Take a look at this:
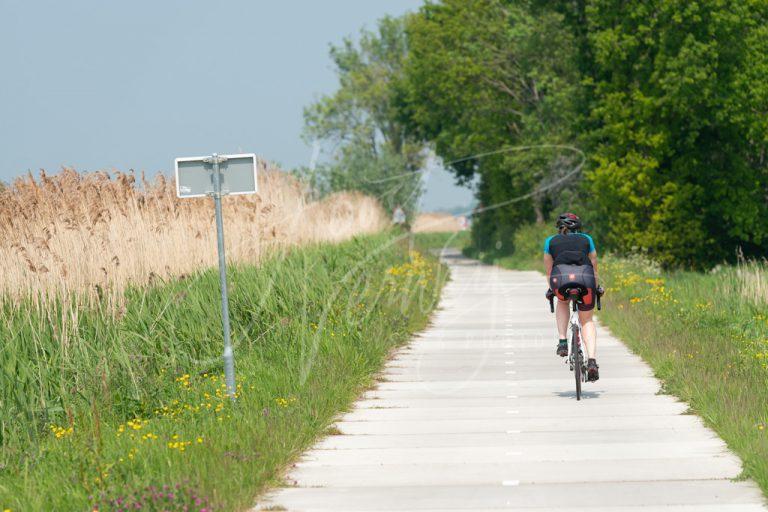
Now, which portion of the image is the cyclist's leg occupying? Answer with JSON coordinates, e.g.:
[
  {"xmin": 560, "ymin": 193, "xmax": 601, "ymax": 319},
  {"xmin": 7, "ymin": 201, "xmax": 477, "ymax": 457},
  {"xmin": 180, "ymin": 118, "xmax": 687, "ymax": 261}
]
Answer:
[
  {"xmin": 576, "ymin": 265, "xmax": 598, "ymax": 360},
  {"xmin": 556, "ymin": 299, "xmax": 569, "ymax": 339},
  {"xmin": 549, "ymin": 266, "xmax": 570, "ymax": 341},
  {"xmin": 578, "ymin": 308, "xmax": 596, "ymax": 359}
]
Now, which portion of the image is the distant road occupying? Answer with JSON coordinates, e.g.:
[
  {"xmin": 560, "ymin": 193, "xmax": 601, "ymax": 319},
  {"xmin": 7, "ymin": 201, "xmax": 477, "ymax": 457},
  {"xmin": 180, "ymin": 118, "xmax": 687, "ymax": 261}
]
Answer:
[{"xmin": 257, "ymin": 250, "xmax": 767, "ymax": 511}]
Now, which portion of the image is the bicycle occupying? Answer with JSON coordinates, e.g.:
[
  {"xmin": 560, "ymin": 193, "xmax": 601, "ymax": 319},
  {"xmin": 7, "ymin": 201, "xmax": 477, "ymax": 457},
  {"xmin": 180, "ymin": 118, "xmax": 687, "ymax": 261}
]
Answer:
[{"xmin": 547, "ymin": 287, "xmax": 602, "ymax": 401}]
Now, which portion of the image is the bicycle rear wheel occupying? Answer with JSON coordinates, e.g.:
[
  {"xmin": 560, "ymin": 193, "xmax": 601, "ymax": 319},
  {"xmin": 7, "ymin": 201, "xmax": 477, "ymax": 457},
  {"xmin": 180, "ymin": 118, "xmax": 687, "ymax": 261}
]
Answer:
[{"xmin": 572, "ymin": 332, "xmax": 582, "ymax": 401}]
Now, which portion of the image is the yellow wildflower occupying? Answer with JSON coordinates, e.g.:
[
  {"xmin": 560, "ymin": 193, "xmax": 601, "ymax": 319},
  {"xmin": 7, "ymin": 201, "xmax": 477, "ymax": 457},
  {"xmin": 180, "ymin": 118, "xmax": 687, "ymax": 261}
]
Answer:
[{"xmin": 49, "ymin": 424, "xmax": 74, "ymax": 439}]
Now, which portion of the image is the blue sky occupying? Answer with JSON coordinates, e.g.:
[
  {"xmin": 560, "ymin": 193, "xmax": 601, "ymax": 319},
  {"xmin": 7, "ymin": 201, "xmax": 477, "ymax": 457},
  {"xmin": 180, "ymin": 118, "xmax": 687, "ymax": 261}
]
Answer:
[{"xmin": 0, "ymin": 0, "xmax": 474, "ymax": 211}]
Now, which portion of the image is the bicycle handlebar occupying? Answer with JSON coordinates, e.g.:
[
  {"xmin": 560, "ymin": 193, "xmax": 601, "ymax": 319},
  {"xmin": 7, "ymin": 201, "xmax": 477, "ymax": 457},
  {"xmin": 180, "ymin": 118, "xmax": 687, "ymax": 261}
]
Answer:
[{"xmin": 546, "ymin": 287, "xmax": 605, "ymax": 312}]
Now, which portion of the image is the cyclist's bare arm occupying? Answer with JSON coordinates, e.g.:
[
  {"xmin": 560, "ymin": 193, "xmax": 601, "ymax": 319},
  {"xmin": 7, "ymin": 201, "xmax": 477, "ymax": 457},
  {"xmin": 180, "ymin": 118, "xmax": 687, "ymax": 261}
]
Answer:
[
  {"xmin": 544, "ymin": 253, "xmax": 553, "ymax": 282},
  {"xmin": 589, "ymin": 251, "xmax": 599, "ymax": 285}
]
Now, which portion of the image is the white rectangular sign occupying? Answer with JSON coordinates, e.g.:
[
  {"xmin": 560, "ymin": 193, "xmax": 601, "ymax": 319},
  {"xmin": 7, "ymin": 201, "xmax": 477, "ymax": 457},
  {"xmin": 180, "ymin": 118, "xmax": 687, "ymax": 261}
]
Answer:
[{"xmin": 175, "ymin": 153, "xmax": 258, "ymax": 198}]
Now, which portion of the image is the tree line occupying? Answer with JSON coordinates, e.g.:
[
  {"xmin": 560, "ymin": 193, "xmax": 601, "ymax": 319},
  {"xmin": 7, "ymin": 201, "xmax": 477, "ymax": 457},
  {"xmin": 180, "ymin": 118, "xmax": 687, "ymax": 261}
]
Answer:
[{"xmin": 304, "ymin": 0, "xmax": 768, "ymax": 268}]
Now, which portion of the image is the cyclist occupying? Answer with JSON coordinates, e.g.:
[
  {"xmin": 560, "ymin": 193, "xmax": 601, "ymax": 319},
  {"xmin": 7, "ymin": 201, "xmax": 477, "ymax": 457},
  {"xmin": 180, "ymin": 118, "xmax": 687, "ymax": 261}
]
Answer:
[{"xmin": 543, "ymin": 213, "xmax": 602, "ymax": 382}]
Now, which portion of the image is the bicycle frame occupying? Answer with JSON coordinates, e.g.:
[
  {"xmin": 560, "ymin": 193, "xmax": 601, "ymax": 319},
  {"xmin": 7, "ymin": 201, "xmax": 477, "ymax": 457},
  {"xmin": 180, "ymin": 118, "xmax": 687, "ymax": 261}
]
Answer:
[
  {"xmin": 547, "ymin": 285, "xmax": 603, "ymax": 401},
  {"xmin": 548, "ymin": 290, "xmax": 588, "ymax": 400},
  {"xmin": 568, "ymin": 306, "xmax": 581, "ymax": 354}
]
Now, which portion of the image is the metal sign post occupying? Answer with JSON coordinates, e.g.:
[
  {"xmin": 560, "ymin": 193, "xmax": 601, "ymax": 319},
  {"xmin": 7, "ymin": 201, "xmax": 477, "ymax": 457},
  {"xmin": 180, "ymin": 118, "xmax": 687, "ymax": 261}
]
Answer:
[
  {"xmin": 208, "ymin": 154, "xmax": 236, "ymax": 399},
  {"xmin": 174, "ymin": 153, "xmax": 258, "ymax": 400}
]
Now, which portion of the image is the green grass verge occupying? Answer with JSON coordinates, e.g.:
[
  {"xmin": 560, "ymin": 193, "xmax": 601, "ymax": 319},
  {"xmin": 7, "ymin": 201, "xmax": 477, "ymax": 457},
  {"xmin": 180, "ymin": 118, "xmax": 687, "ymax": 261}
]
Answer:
[
  {"xmin": 462, "ymin": 222, "xmax": 546, "ymax": 271},
  {"xmin": 0, "ymin": 232, "xmax": 447, "ymax": 511},
  {"xmin": 596, "ymin": 257, "xmax": 768, "ymax": 494},
  {"xmin": 484, "ymin": 223, "xmax": 768, "ymax": 496},
  {"xmin": 412, "ymin": 231, "xmax": 471, "ymax": 253}
]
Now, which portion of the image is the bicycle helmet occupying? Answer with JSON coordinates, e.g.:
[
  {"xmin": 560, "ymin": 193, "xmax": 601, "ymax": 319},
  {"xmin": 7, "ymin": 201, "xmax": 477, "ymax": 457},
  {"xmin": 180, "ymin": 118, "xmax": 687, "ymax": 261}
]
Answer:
[{"xmin": 556, "ymin": 212, "xmax": 582, "ymax": 231}]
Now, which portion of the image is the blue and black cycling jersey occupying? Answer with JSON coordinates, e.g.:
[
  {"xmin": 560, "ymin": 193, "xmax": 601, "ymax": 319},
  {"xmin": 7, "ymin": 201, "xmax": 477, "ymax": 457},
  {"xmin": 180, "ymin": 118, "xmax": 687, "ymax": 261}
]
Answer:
[
  {"xmin": 544, "ymin": 232, "xmax": 596, "ymax": 266},
  {"xmin": 545, "ymin": 232, "xmax": 598, "ymax": 310}
]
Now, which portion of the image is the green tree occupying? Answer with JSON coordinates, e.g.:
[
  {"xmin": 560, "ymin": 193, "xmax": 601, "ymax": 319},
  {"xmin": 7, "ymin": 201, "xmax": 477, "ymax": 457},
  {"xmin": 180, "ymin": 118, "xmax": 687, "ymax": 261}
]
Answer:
[
  {"xmin": 303, "ymin": 16, "xmax": 425, "ymax": 216},
  {"xmin": 403, "ymin": 0, "xmax": 582, "ymax": 250},
  {"xmin": 317, "ymin": 1, "xmax": 768, "ymax": 266},
  {"xmin": 402, "ymin": 0, "xmax": 768, "ymax": 266},
  {"xmin": 585, "ymin": 0, "xmax": 768, "ymax": 266}
]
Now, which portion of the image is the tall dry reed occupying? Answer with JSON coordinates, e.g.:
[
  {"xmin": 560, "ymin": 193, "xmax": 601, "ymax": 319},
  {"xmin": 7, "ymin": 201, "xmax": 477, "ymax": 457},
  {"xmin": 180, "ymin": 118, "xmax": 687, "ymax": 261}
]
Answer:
[
  {"xmin": 412, "ymin": 212, "xmax": 465, "ymax": 233},
  {"xmin": 733, "ymin": 258, "xmax": 768, "ymax": 306},
  {"xmin": 0, "ymin": 163, "xmax": 388, "ymax": 303},
  {"xmin": 713, "ymin": 251, "xmax": 768, "ymax": 307}
]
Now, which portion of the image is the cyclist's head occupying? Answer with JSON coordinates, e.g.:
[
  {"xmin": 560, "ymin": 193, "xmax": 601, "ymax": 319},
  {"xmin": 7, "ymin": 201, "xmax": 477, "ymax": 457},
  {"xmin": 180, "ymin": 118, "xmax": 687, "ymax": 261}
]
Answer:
[{"xmin": 556, "ymin": 212, "xmax": 582, "ymax": 233}]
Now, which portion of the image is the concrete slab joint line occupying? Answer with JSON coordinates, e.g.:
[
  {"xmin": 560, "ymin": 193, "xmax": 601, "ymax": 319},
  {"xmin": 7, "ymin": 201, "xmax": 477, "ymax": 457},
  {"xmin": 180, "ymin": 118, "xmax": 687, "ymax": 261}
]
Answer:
[{"xmin": 254, "ymin": 249, "xmax": 767, "ymax": 511}]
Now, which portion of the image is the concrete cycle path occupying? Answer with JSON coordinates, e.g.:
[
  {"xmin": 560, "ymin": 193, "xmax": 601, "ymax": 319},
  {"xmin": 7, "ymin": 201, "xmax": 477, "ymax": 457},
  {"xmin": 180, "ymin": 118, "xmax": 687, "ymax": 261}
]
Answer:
[{"xmin": 256, "ymin": 250, "xmax": 766, "ymax": 511}]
